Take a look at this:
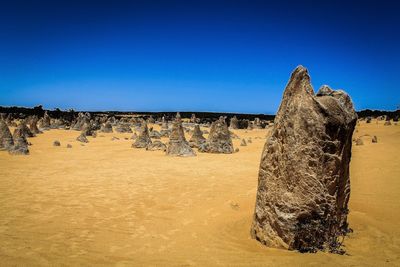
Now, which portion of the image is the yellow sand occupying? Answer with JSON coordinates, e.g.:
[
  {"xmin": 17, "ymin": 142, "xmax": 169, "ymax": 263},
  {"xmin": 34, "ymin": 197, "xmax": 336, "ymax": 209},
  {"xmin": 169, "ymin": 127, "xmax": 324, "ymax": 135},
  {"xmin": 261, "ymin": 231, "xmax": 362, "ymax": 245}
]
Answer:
[{"xmin": 0, "ymin": 120, "xmax": 399, "ymax": 266}]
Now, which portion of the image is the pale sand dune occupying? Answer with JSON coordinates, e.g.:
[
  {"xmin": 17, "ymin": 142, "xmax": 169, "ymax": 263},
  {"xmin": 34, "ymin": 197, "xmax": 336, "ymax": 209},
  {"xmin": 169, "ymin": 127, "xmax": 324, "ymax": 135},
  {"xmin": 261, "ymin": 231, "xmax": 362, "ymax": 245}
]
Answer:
[{"xmin": 0, "ymin": 121, "xmax": 399, "ymax": 266}]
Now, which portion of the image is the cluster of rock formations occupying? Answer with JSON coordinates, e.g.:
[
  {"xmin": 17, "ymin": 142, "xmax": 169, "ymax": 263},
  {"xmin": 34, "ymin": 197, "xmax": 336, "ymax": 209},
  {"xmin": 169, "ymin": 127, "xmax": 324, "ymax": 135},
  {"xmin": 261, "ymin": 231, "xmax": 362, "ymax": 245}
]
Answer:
[
  {"xmin": 251, "ymin": 66, "xmax": 357, "ymax": 253},
  {"xmin": 0, "ymin": 115, "xmax": 42, "ymax": 155},
  {"xmin": 0, "ymin": 108, "xmax": 263, "ymax": 156}
]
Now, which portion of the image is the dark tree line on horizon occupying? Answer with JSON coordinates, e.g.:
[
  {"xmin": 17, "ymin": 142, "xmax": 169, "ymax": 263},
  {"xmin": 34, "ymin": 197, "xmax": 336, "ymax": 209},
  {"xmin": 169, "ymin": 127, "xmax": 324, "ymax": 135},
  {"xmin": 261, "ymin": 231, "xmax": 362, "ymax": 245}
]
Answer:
[{"xmin": 0, "ymin": 105, "xmax": 399, "ymax": 122}]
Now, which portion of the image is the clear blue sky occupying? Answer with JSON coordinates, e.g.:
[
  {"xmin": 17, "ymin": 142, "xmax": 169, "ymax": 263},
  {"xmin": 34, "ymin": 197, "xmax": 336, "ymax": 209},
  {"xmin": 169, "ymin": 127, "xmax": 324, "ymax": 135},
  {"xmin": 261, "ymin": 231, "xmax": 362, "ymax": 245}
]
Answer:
[{"xmin": 0, "ymin": 0, "xmax": 399, "ymax": 113}]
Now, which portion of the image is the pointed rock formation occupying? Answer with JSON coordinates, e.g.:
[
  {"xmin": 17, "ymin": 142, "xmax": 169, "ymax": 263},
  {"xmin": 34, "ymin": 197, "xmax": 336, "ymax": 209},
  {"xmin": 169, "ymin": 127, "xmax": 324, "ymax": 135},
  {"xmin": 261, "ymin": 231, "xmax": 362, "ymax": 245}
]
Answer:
[
  {"xmin": 72, "ymin": 112, "xmax": 90, "ymax": 131},
  {"xmin": 100, "ymin": 122, "xmax": 113, "ymax": 133},
  {"xmin": 190, "ymin": 113, "xmax": 199, "ymax": 123},
  {"xmin": 251, "ymin": 66, "xmax": 357, "ymax": 253},
  {"xmin": 0, "ymin": 118, "xmax": 14, "ymax": 151},
  {"xmin": 29, "ymin": 116, "xmax": 42, "ymax": 134},
  {"xmin": 240, "ymin": 138, "xmax": 247, "ymax": 146},
  {"xmin": 198, "ymin": 117, "xmax": 234, "ymax": 154},
  {"xmin": 253, "ymin": 118, "xmax": 263, "ymax": 129},
  {"xmin": 229, "ymin": 116, "xmax": 239, "ymax": 129},
  {"xmin": 132, "ymin": 121, "xmax": 152, "ymax": 148},
  {"xmin": 81, "ymin": 122, "xmax": 95, "ymax": 136},
  {"xmin": 76, "ymin": 133, "xmax": 89, "ymax": 143},
  {"xmin": 166, "ymin": 114, "xmax": 195, "ymax": 156},
  {"xmin": 10, "ymin": 127, "xmax": 29, "ymax": 155},
  {"xmin": 40, "ymin": 111, "xmax": 51, "ymax": 130},
  {"xmin": 13, "ymin": 122, "xmax": 35, "ymax": 139},
  {"xmin": 189, "ymin": 124, "xmax": 206, "ymax": 148}
]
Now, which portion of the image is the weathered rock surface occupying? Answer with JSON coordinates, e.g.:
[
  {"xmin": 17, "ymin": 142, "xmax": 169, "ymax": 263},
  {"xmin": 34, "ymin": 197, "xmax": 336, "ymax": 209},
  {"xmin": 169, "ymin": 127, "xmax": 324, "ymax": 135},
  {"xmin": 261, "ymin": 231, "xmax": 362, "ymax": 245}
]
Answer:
[
  {"xmin": 100, "ymin": 122, "xmax": 113, "ymax": 133},
  {"xmin": 253, "ymin": 118, "xmax": 263, "ymax": 129},
  {"xmin": 115, "ymin": 123, "xmax": 133, "ymax": 133},
  {"xmin": 146, "ymin": 140, "xmax": 167, "ymax": 151},
  {"xmin": 81, "ymin": 122, "xmax": 95, "ymax": 136},
  {"xmin": 166, "ymin": 114, "xmax": 196, "ymax": 156},
  {"xmin": 189, "ymin": 124, "xmax": 206, "ymax": 148},
  {"xmin": 199, "ymin": 117, "xmax": 234, "ymax": 154},
  {"xmin": 229, "ymin": 116, "xmax": 239, "ymax": 129},
  {"xmin": 39, "ymin": 111, "xmax": 51, "ymax": 130},
  {"xmin": 132, "ymin": 121, "xmax": 152, "ymax": 148},
  {"xmin": 29, "ymin": 116, "xmax": 42, "ymax": 134},
  {"xmin": 76, "ymin": 133, "xmax": 89, "ymax": 143},
  {"xmin": 0, "ymin": 119, "xmax": 14, "ymax": 151},
  {"xmin": 13, "ymin": 123, "xmax": 35, "ymax": 139},
  {"xmin": 251, "ymin": 66, "xmax": 357, "ymax": 253},
  {"xmin": 10, "ymin": 127, "xmax": 29, "ymax": 155},
  {"xmin": 149, "ymin": 129, "xmax": 161, "ymax": 139}
]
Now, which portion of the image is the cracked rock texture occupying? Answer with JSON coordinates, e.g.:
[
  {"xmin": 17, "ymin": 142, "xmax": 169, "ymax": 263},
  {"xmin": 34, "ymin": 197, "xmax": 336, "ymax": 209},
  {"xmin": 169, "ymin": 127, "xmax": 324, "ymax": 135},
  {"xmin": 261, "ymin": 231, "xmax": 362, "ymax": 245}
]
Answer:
[{"xmin": 251, "ymin": 66, "xmax": 357, "ymax": 253}]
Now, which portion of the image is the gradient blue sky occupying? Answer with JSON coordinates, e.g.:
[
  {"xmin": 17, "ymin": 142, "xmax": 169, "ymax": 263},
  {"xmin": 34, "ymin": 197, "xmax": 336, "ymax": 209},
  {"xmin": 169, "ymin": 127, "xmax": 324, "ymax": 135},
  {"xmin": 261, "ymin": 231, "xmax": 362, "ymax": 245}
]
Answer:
[{"xmin": 1, "ymin": 0, "xmax": 399, "ymax": 113}]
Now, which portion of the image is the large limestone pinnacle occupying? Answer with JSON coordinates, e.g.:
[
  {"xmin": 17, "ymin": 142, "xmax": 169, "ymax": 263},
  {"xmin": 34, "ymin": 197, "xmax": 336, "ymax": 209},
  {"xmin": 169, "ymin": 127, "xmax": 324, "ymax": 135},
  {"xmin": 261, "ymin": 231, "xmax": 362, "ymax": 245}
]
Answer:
[{"xmin": 251, "ymin": 66, "xmax": 357, "ymax": 253}]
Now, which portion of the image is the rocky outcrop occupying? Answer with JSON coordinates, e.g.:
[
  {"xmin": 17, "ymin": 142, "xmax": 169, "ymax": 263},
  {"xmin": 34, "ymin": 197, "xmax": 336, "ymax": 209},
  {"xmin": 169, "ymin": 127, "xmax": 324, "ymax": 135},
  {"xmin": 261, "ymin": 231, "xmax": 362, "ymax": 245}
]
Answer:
[
  {"xmin": 115, "ymin": 123, "xmax": 133, "ymax": 133},
  {"xmin": 229, "ymin": 116, "xmax": 239, "ymax": 129},
  {"xmin": 146, "ymin": 140, "xmax": 167, "ymax": 151},
  {"xmin": 10, "ymin": 127, "xmax": 29, "ymax": 155},
  {"xmin": 199, "ymin": 117, "xmax": 234, "ymax": 154},
  {"xmin": 0, "ymin": 119, "xmax": 14, "ymax": 151},
  {"xmin": 72, "ymin": 112, "xmax": 90, "ymax": 131},
  {"xmin": 100, "ymin": 122, "xmax": 113, "ymax": 133},
  {"xmin": 253, "ymin": 118, "xmax": 263, "ymax": 129},
  {"xmin": 190, "ymin": 113, "xmax": 199, "ymax": 123},
  {"xmin": 80, "ymin": 122, "xmax": 94, "ymax": 136},
  {"xmin": 40, "ymin": 111, "xmax": 51, "ymax": 130},
  {"xmin": 189, "ymin": 124, "xmax": 206, "ymax": 148},
  {"xmin": 29, "ymin": 116, "xmax": 42, "ymax": 134},
  {"xmin": 166, "ymin": 114, "xmax": 195, "ymax": 156},
  {"xmin": 149, "ymin": 129, "xmax": 161, "ymax": 139},
  {"xmin": 132, "ymin": 121, "xmax": 152, "ymax": 148},
  {"xmin": 251, "ymin": 66, "xmax": 357, "ymax": 253},
  {"xmin": 76, "ymin": 133, "xmax": 89, "ymax": 143},
  {"xmin": 13, "ymin": 122, "xmax": 35, "ymax": 139}
]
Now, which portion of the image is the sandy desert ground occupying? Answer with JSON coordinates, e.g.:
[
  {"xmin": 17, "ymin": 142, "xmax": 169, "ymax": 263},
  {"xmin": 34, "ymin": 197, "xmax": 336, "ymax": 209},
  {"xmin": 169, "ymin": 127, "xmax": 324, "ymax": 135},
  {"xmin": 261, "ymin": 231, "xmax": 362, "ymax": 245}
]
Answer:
[{"xmin": 0, "ymin": 120, "xmax": 399, "ymax": 266}]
